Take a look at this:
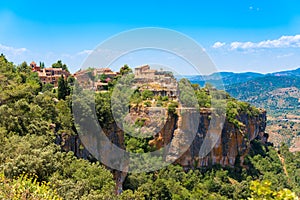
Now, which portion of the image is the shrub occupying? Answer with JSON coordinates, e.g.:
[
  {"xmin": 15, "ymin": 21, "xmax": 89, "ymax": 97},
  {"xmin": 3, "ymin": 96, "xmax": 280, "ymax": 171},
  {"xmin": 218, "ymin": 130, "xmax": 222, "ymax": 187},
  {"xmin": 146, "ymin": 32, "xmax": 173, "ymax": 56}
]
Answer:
[
  {"xmin": 141, "ymin": 90, "xmax": 154, "ymax": 100},
  {"xmin": 0, "ymin": 173, "xmax": 62, "ymax": 200},
  {"xmin": 168, "ymin": 101, "xmax": 179, "ymax": 115},
  {"xmin": 156, "ymin": 99, "xmax": 163, "ymax": 107},
  {"xmin": 144, "ymin": 101, "xmax": 152, "ymax": 107},
  {"xmin": 162, "ymin": 96, "xmax": 169, "ymax": 101},
  {"xmin": 135, "ymin": 118, "xmax": 146, "ymax": 127}
]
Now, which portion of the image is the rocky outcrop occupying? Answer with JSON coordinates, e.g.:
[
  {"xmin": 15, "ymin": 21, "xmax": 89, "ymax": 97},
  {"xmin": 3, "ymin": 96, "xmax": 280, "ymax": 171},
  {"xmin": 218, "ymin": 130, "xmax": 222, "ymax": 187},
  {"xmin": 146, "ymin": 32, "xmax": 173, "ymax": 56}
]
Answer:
[
  {"xmin": 130, "ymin": 106, "xmax": 267, "ymax": 168},
  {"xmin": 58, "ymin": 106, "xmax": 266, "ymax": 168},
  {"xmin": 174, "ymin": 108, "xmax": 266, "ymax": 168},
  {"xmin": 57, "ymin": 105, "xmax": 266, "ymax": 192}
]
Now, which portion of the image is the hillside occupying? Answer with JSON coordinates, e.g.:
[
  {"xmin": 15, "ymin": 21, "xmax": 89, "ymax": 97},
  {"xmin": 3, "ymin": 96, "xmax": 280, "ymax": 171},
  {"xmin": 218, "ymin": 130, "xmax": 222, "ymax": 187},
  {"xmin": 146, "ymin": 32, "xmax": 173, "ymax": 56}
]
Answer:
[
  {"xmin": 184, "ymin": 71, "xmax": 264, "ymax": 88},
  {"xmin": 226, "ymin": 76, "xmax": 300, "ymax": 150},
  {"xmin": 0, "ymin": 55, "xmax": 299, "ymax": 199},
  {"xmin": 226, "ymin": 75, "xmax": 300, "ymax": 101},
  {"xmin": 187, "ymin": 69, "xmax": 300, "ymax": 151},
  {"xmin": 269, "ymin": 68, "xmax": 300, "ymax": 77},
  {"xmin": 187, "ymin": 68, "xmax": 300, "ymax": 151}
]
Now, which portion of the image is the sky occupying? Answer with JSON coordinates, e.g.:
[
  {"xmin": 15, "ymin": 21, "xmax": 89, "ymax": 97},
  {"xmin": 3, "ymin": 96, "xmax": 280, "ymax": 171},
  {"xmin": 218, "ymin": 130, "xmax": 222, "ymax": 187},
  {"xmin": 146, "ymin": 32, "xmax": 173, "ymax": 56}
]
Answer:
[{"xmin": 1, "ymin": 0, "xmax": 300, "ymax": 74}]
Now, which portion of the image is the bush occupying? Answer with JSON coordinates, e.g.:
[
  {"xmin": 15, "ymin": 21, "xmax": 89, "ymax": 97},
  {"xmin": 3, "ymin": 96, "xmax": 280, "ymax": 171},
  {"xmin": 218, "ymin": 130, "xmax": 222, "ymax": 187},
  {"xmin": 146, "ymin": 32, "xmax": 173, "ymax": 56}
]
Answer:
[
  {"xmin": 144, "ymin": 101, "xmax": 152, "ymax": 107},
  {"xmin": 0, "ymin": 173, "xmax": 62, "ymax": 200},
  {"xmin": 135, "ymin": 118, "xmax": 146, "ymax": 127},
  {"xmin": 162, "ymin": 96, "xmax": 169, "ymax": 101},
  {"xmin": 156, "ymin": 100, "xmax": 163, "ymax": 107},
  {"xmin": 249, "ymin": 180, "xmax": 297, "ymax": 200},
  {"xmin": 42, "ymin": 83, "xmax": 54, "ymax": 92},
  {"xmin": 141, "ymin": 90, "xmax": 154, "ymax": 100},
  {"xmin": 168, "ymin": 101, "xmax": 178, "ymax": 115}
]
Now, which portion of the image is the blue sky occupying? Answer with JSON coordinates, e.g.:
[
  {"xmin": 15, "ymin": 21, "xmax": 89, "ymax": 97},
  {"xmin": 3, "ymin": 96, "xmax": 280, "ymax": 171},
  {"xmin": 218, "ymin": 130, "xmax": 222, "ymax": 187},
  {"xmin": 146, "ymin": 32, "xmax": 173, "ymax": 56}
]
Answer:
[{"xmin": 1, "ymin": 0, "xmax": 300, "ymax": 74}]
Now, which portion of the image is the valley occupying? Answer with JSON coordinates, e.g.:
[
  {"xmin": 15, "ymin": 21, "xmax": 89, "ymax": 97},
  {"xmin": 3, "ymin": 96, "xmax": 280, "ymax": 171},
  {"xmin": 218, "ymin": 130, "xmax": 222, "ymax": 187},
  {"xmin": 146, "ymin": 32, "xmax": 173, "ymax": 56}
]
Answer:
[{"xmin": 188, "ymin": 69, "xmax": 300, "ymax": 151}]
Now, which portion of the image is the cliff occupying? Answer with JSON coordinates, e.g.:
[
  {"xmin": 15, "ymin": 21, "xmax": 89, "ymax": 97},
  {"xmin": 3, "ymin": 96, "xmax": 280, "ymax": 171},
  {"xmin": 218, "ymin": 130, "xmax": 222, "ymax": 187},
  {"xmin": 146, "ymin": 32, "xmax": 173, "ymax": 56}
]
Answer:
[
  {"xmin": 58, "ymin": 106, "xmax": 266, "ymax": 168},
  {"xmin": 57, "ymin": 105, "xmax": 266, "ymax": 192},
  {"xmin": 128, "ymin": 106, "xmax": 267, "ymax": 168}
]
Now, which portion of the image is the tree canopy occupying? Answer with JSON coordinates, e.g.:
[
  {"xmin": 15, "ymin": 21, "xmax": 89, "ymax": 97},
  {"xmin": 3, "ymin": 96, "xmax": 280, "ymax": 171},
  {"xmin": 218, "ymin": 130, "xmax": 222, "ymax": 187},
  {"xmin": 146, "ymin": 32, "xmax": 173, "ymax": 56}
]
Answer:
[
  {"xmin": 0, "ymin": 55, "xmax": 299, "ymax": 199},
  {"xmin": 52, "ymin": 60, "xmax": 69, "ymax": 72}
]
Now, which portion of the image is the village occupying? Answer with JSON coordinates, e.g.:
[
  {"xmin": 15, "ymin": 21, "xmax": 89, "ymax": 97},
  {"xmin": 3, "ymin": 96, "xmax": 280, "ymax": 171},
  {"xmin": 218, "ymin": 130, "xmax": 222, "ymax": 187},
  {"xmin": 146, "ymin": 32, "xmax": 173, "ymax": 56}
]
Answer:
[{"xmin": 31, "ymin": 62, "xmax": 179, "ymax": 99}]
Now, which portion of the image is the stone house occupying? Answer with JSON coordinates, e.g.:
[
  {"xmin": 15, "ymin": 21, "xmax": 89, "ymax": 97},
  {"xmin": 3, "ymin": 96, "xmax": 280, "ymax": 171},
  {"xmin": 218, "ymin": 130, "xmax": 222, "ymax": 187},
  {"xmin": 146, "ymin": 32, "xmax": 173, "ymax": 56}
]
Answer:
[
  {"xmin": 134, "ymin": 65, "xmax": 178, "ymax": 98},
  {"xmin": 74, "ymin": 67, "xmax": 117, "ymax": 91},
  {"xmin": 37, "ymin": 68, "xmax": 70, "ymax": 87},
  {"xmin": 94, "ymin": 68, "xmax": 118, "ymax": 79},
  {"xmin": 31, "ymin": 61, "xmax": 70, "ymax": 87}
]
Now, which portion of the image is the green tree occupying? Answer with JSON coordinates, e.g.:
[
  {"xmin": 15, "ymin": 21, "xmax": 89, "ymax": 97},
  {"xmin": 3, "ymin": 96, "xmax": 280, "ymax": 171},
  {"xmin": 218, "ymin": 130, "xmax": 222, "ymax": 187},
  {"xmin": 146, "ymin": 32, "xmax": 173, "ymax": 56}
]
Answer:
[
  {"xmin": 39, "ymin": 61, "xmax": 45, "ymax": 69},
  {"xmin": 167, "ymin": 101, "xmax": 178, "ymax": 115},
  {"xmin": 67, "ymin": 76, "xmax": 75, "ymax": 86},
  {"xmin": 58, "ymin": 75, "xmax": 67, "ymax": 100},
  {"xmin": 178, "ymin": 78, "xmax": 198, "ymax": 108},
  {"xmin": 52, "ymin": 60, "xmax": 69, "ymax": 72},
  {"xmin": 120, "ymin": 64, "xmax": 132, "ymax": 75},
  {"xmin": 191, "ymin": 83, "xmax": 200, "ymax": 90},
  {"xmin": 17, "ymin": 61, "xmax": 31, "ymax": 73},
  {"xmin": 130, "ymin": 90, "xmax": 142, "ymax": 106},
  {"xmin": 141, "ymin": 89, "xmax": 154, "ymax": 100},
  {"xmin": 100, "ymin": 73, "xmax": 108, "ymax": 82},
  {"xmin": 56, "ymin": 100, "xmax": 74, "ymax": 135},
  {"xmin": 0, "ymin": 173, "xmax": 62, "ymax": 200},
  {"xmin": 42, "ymin": 83, "xmax": 54, "ymax": 92},
  {"xmin": 249, "ymin": 180, "xmax": 297, "ymax": 200}
]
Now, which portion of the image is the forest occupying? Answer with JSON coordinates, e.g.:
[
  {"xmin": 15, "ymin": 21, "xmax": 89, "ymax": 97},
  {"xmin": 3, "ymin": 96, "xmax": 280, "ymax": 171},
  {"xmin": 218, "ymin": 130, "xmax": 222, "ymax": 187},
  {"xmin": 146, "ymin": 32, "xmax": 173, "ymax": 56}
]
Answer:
[{"xmin": 0, "ymin": 54, "xmax": 299, "ymax": 199}]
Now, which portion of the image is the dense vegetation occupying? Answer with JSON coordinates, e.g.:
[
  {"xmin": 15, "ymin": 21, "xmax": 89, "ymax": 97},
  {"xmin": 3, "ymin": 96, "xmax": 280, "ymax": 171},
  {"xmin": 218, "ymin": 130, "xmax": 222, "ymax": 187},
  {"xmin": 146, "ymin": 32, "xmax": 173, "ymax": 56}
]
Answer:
[
  {"xmin": 188, "ymin": 70, "xmax": 300, "ymax": 149},
  {"xmin": 226, "ymin": 75, "xmax": 300, "ymax": 149},
  {"xmin": 0, "ymin": 54, "xmax": 299, "ymax": 199},
  {"xmin": 226, "ymin": 76, "xmax": 300, "ymax": 112}
]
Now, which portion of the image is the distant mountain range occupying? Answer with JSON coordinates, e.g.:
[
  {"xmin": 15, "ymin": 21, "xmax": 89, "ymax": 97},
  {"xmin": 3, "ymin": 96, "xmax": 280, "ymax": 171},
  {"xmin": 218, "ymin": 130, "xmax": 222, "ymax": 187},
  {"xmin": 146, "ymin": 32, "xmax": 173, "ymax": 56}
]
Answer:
[
  {"xmin": 185, "ymin": 67, "xmax": 300, "ymax": 151},
  {"xmin": 182, "ymin": 67, "xmax": 300, "ymax": 89},
  {"xmin": 270, "ymin": 67, "xmax": 300, "ymax": 77}
]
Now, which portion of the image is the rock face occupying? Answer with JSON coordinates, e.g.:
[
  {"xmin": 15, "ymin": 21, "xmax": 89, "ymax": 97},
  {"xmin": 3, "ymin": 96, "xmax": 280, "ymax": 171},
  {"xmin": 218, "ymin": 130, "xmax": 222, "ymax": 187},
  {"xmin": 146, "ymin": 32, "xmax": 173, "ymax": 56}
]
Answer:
[
  {"xmin": 58, "ymin": 106, "xmax": 266, "ymax": 168},
  {"xmin": 129, "ymin": 107, "xmax": 267, "ymax": 168},
  {"xmin": 57, "ymin": 106, "xmax": 266, "ymax": 192},
  {"xmin": 173, "ymin": 108, "xmax": 266, "ymax": 168}
]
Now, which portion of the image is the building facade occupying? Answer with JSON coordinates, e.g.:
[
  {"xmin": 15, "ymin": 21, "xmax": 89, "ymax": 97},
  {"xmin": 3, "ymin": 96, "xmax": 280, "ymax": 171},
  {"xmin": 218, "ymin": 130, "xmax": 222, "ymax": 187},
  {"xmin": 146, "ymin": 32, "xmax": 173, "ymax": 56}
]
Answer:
[
  {"xmin": 37, "ymin": 68, "xmax": 70, "ymax": 87},
  {"xmin": 30, "ymin": 61, "xmax": 70, "ymax": 87},
  {"xmin": 74, "ymin": 67, "xmax": 118, "ymax": 91},
  {"xmin": 134, "ymin": 65, "xmax": 179, "ymax": 98}
]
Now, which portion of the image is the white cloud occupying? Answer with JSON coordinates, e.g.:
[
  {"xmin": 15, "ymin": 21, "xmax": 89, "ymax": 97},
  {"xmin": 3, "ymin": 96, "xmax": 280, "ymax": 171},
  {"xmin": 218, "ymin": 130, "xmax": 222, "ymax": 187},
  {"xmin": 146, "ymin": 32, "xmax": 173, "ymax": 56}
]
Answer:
[
  {"xmin": 276, "ymin": 53, "xmax": 294, "ymax": 58},
  {"xmin": 77, "ymin": 49, "xmax": 93, "ymax": 55},
  {"xmin": 230, "ymin": 41, "xmax": 255, "ymax": 50},
  {"xmin": 212, "ymin": 42, "xmax": 226, "ymax": 48},
  {"xmin": 0, "ymin": 44, "xmax": 27, "ymax": 55},
  {"xmin": 249, "ymin": 6, "xmax": 260, "ymax": 11},
  {"xmin": 230, "ymin": 35, "xmax": 300, "ymax": 50}
]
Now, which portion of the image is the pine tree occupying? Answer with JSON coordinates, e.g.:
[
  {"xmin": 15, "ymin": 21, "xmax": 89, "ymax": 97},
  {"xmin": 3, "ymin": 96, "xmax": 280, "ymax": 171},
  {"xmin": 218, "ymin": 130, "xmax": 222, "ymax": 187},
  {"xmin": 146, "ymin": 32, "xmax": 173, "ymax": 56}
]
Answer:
[{"xmin": 58, "ymin": 75, "xmax": 67, "ymax": 100}]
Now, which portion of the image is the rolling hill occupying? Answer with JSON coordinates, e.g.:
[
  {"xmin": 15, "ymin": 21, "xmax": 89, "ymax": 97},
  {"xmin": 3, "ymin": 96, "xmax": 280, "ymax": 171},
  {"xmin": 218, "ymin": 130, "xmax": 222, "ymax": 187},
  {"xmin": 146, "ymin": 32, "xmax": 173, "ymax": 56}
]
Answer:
[
  {"xmin": 187, "ymin": 68, "xmax": 300, "ymax": 151},
  {"xmin": 183, "ymin": 71, "xmax": 264, "ymax": 89}
]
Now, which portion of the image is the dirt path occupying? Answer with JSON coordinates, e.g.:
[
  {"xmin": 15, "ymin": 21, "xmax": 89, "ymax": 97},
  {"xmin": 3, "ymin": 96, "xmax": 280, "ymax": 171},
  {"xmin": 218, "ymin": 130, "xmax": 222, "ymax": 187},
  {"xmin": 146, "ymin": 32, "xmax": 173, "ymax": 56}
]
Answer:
[{"xmin": 278, "ymin": 153, "xmax": 290, "ymax": 183}]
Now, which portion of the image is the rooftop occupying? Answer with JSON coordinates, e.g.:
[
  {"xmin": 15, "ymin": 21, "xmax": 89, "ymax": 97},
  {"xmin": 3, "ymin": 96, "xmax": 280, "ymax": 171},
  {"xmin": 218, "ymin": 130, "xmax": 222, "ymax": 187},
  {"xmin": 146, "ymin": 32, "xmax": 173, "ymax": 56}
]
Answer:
[{"xmin": 135, "ymin": 65, "xmax": 150, "ymax": 69}]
